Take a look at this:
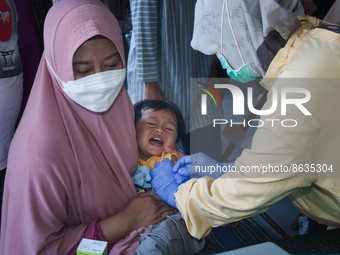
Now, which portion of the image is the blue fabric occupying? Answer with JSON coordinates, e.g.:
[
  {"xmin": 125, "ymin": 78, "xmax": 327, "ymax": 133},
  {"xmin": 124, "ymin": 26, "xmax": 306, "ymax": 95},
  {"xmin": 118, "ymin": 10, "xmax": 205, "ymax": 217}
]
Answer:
[{"xmin": 132, "ymin": 165, "xmax": 152, "ymax": 192}]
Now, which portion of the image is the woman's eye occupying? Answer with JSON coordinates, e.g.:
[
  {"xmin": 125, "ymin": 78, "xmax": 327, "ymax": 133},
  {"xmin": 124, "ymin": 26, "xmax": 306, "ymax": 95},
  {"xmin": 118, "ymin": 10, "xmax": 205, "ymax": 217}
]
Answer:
[
  {"xmin": 106, "ymin": 59, "xmax": 121, "ymax": 69},
  {"xmin": 106, "ymin": 63, "xmax": 117, "ymax": 69},
  {"xmin": 76, "ymin": 69, "xmax": 91, "ymax": 75}
]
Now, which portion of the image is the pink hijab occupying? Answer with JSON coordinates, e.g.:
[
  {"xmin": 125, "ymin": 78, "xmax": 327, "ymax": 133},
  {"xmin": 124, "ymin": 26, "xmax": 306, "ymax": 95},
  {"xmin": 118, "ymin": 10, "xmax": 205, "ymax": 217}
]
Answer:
[{"xmin": 0, "ymin": 0, "xmax": 139, "ymax": 254}]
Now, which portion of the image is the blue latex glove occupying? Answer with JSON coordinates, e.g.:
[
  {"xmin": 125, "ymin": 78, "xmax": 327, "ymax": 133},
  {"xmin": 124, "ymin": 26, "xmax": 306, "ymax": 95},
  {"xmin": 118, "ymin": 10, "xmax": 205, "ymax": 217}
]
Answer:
[
  {"xmin": 174, "ymin": 153, "xmax": 235, "ymax": 180},
  {"xmin": 173, "ymin": 155, "xmax": 191, "ymax": 184},
  {"xmin": 150, "ymin": 158, "xmax": 179, "ymax": 208}
]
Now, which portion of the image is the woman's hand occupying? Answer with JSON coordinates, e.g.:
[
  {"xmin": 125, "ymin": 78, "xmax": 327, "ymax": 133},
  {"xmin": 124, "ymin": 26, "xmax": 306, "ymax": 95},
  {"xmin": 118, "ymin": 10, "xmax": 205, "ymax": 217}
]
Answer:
[
  {"xmin": 99, "ymin": 191, "xmax": 176, "ymax": 245},
  {"xmin": 145, "ymin": 82, "xmax": 166, "ymax": 100},
  {"xmin": 123, "ymin": 191, "xmax": 177, "ymax": 230}
]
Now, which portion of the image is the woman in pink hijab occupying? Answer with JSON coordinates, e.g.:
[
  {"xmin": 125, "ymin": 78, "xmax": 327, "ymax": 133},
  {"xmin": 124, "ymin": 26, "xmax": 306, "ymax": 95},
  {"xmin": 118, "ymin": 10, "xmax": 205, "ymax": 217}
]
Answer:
[{"xmin": 0, "ymin": 0, "xmax": 176, "ymax": 254}]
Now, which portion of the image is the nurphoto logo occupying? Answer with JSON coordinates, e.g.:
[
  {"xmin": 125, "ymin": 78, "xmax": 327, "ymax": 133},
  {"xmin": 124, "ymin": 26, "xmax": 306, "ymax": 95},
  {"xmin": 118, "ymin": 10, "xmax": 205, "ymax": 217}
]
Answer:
[
  {"xmin": 197, "ymin": 82, "xmax": 223, "ymax": 115},
  {"xmin": 199, "ymin": 84, "xmax": 312, "ymax": 128}
]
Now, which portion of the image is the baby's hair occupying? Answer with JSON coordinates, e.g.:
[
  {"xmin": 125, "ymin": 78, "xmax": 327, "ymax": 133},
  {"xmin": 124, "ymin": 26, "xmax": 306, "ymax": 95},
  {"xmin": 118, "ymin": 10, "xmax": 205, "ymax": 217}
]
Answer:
[{"xmin": 134, "ymin": 100, "xmax": 186, "ymax": 143}]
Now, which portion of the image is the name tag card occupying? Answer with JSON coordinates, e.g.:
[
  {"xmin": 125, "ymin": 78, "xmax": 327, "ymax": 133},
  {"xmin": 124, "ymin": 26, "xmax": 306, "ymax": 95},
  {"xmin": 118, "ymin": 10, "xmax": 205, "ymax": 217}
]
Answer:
[{"xmin": 77, "ymin": 238, "xmax": 108, "ymax": 255}]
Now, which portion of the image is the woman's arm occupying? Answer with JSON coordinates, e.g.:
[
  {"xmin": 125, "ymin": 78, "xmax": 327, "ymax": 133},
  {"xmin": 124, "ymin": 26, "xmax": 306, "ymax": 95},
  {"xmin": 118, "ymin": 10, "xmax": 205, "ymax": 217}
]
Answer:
[
  {"xmin": 1, "ymin": 154, "xmax": 176, "ymax": 255},
  {"xmin": 67, "ymin": 190, "xmax": 177, "ymax": 255},
  {"xmin": 99, "ymin": 191, "xmax": 176, "ymax": 245}
]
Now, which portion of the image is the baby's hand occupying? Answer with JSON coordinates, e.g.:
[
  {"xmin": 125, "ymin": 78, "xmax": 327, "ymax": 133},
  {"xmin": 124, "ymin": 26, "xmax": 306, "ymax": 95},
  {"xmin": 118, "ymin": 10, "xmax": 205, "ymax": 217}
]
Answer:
[
  {"xmin": 164, "ymin": 146, "xmax": 186, "ymax": 163},
  {"xmin": 170, "ymin": 155, "xmax": 178, "ymax": 166},
  {"xmin": 164, "ymin": 146, "xmax": 191, "ymax": 184}
]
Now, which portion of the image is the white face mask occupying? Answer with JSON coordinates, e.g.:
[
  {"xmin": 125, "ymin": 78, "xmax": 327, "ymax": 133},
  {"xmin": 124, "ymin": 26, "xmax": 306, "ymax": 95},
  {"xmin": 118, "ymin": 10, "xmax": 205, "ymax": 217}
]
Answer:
[{"xmin": 46, "ymin": 59, "xmax": 126, "ymax": 112}]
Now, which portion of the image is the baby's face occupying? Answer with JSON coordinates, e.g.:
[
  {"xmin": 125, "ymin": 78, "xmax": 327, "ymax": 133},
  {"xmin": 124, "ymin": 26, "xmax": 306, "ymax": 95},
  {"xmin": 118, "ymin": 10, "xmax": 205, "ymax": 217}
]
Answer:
[{"xmin": 136, "ymin": 109, "xmax": 177, "ymax": 161}]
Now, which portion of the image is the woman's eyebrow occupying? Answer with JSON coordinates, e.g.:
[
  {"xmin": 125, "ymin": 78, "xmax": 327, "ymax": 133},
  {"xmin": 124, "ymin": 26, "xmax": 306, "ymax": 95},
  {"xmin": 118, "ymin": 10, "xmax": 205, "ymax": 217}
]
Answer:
[
  {"xmin": 73, "ymin": 53, "xmax": 120, "ymax": 66},
  {"xmin": 73, "ymin": 60, "xmax": 90, "ymax": 66},
  {"xmin": 105, "ymin": 52, "xmax": 120, "ymax": 61}
]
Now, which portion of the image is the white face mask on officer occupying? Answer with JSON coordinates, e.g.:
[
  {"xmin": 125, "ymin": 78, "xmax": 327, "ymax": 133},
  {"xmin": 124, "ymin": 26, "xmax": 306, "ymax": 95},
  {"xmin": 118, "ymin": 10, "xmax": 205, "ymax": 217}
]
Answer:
[{"xmin": 46, "ymin": 58, "xmax": 126, "ymax": 113}]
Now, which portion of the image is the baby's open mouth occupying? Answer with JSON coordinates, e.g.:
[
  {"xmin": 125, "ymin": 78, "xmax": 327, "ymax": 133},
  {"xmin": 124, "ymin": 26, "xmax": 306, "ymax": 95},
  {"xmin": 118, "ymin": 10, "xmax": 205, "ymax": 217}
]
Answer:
[{"xmin": 149, "ymin": 137, "xmax": 164, "ymax": 147}]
